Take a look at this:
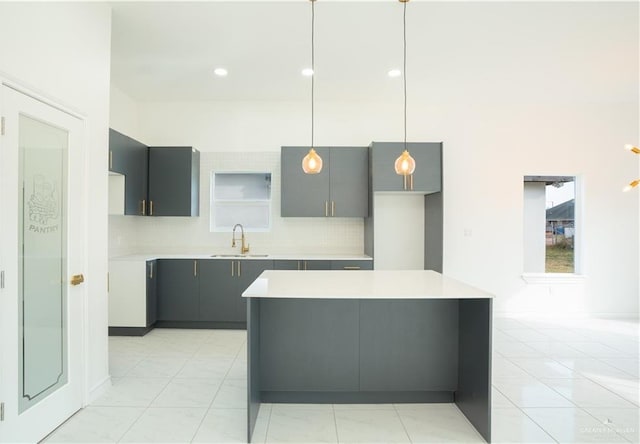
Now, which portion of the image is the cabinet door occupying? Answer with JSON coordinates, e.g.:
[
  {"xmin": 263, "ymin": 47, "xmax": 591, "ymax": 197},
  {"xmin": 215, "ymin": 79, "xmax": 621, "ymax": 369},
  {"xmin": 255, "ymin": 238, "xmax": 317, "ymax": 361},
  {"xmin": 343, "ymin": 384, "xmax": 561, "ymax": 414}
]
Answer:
[
  {"xmin": 273, "ymin": 260, "xmax": 301, "ymax": 270},
  {"xmin": 108, "ymin": 128, "xmax": 128, "ymax": 174},
  {"xmin": 146, "ymin": 260, "xmax": 158, "ymax": 326},
  {"xmin": 371, "ymin": 142, "xmax": 442, "ymax": 193},
  {"xmin": 330, "ymin": 260, "xmax": 373, "ymax": 270},
  {"xmin": 237, "ymin": 260, "xmax": 273, "ymax": 322},
  {"xmin": 281, "ymin": 146, "xmax": 330, "ymax": 217},
  {"xmin": 329, "ymin": 147, "xmax": 369, "ymax": 217},
  {"xmin": 199, "ymin": 260, "xmax": 237, "ymax": 322},
  {"xmin": 109, "ymin": 129, "xmax": 148, "ymax": 215},
  {"xmin": 304, "ymin": 260, "xmax": 331, "ymax": 270},
  {"xmin": 157, "ymin": 259, "xmax": 199, "ymax": 321},
  {"xmin": 148, "ymin": 147, "xmax": 200, "ymax": 216}
]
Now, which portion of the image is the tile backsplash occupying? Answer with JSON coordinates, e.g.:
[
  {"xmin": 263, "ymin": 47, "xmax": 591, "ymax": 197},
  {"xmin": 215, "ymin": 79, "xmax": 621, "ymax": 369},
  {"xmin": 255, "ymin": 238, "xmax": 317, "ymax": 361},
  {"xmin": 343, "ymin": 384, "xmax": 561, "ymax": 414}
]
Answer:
[{"xmin": 109, "ymin": 151, "xmax": 364, "ymax": 257}]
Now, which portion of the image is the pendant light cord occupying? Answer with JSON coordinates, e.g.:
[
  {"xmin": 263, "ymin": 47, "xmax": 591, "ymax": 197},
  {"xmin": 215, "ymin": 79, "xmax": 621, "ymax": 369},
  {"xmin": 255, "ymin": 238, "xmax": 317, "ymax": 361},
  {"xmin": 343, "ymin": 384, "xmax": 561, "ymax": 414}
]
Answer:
[
  {"xmin": 311, "ymin": 0, "xmax": 315, "ymax": 149},
  {"xmin": 403, "ymin": 0, "xmax": 407, "ymax": 152}
]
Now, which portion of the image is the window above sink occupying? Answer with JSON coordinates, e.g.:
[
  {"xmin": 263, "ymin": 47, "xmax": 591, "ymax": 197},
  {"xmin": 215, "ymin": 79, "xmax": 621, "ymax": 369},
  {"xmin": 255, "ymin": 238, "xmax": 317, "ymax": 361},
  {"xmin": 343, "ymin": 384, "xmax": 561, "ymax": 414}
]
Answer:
[{"xmin": 210, "ymin": 172, "xmax": 272, "ymax": 232}]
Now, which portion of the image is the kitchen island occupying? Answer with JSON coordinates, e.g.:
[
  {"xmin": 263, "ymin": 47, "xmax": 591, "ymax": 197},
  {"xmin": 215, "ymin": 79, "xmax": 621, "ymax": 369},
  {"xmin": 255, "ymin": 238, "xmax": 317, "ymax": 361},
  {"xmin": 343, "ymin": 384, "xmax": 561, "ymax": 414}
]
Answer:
[{"xmin": 243, "ymin": 270, "xmax": 493, "ymax": 442}]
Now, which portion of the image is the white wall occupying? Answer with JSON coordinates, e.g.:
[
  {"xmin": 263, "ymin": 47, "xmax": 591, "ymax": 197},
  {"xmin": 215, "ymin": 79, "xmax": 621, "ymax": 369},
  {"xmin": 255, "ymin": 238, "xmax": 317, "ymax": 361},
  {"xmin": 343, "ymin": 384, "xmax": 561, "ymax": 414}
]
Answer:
[
  {"xmin": 523, "ymin": 182, "xmax": 546, "ymax": 273},
  {"xmin": 0, "ymin": 3, "xmax": 112, "ymax": 399},
  {"xmin": 109, "ymin": 2, "xmax": 639, "ymax": 318},
  {"xmin": 374, "ymin": 194, "xmax": 425, "ymax": 270}
]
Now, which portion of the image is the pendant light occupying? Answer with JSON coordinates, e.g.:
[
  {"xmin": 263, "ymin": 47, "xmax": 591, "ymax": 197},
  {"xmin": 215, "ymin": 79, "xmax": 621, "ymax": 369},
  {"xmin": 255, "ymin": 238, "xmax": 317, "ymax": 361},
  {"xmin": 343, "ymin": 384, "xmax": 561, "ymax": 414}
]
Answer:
[
  {"xmin": 302, "ymin": 0, "xmax": 323, "ymax": 174},
  {"xmin": 394, "ymin": 0, "xmax": 416, "ymax": 177}
]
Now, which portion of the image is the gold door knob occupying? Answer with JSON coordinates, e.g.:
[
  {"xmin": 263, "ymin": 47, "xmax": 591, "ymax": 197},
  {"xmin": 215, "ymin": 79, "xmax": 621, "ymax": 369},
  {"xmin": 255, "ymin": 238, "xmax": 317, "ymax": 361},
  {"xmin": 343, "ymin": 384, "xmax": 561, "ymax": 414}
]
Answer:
[{"xmin": 70, "ymin": 274, "xmax": 85, "ymax": 286}]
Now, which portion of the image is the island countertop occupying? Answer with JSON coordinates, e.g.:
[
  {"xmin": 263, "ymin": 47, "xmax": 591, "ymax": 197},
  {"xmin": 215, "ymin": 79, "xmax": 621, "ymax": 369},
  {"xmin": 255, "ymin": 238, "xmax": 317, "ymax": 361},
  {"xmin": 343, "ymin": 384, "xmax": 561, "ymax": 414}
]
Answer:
[{"xmin": 242, "ymin": 269, "xmax": 493, "ymax": 300}]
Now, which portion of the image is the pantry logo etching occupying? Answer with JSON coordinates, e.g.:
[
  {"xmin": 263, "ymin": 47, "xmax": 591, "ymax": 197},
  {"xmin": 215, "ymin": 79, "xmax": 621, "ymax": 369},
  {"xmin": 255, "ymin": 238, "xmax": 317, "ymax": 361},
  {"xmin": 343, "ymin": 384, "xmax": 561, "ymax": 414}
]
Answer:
[{"xmin": 28, "ymin": 174, "xmax": 59, "ymax": 234}]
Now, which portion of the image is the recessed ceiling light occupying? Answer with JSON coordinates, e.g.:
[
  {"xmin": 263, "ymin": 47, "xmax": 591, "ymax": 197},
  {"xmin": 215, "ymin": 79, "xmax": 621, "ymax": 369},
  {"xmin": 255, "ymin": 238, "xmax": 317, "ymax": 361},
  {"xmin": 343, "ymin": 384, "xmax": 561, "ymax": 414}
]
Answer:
[
  {"xmin": 301, "ymin": 68, "xmax": 314, "ymax": 77},
  {"xmin": 213, "ymin": 68, "xmax": 228, "ymax": 77},
  {"xmin": 388, "ymin": 69, "xmax": 402, "ymax": 78}
]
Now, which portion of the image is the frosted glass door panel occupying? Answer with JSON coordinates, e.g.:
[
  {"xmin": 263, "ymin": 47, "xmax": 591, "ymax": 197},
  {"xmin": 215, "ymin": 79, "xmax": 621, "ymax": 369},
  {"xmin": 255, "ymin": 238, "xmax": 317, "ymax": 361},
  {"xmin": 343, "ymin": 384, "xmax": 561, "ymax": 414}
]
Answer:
[{"xmin": 18, "ymin": 114, "xmax": 68, "ymax": 413}]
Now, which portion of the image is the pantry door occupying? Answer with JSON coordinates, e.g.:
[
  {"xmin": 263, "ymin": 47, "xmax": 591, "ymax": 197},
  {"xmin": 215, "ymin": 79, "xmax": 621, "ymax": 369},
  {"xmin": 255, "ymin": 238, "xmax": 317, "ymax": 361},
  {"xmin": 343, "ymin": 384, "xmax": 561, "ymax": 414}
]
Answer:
[{"xmin": 0, "ymin": 84, "xmax": 86, "ymax": 443}]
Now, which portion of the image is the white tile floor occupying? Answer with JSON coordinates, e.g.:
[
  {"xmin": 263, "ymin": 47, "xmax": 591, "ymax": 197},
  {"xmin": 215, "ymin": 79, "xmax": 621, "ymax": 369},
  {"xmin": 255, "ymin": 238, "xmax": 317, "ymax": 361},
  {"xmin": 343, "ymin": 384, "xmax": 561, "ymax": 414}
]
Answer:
[{"xmin": 44, "ymin": 316, "xmax": 639, "ymax": 443}]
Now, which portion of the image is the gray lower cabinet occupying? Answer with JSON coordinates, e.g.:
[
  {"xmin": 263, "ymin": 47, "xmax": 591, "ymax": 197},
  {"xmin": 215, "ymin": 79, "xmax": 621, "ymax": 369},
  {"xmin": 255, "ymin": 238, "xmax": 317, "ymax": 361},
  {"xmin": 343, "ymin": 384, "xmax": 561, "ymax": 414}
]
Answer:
[
  {"xmin": 157, "ymin": 259, "xmax": 199, "ymax": 321},
  {"xmin": 146, "ymin": 260, "xmax": 158, "ymax": 327},
  {"xmin": 148, "ymin": 146, "xmax": 200, "ymax": 216},
  {"xmin": 156, "ymin": 259, "xmax": 272, "ymax": 325},
  {"xmin": 199, "ymin": 260, "xmax": 237, "ymax": 322},
  {"xmin": 358, "ymin": 300, "xmax": 458, "ymax": 391},
  {"xmin": 237, "ymin": 260, "xmax": 273, "ymax": 321},
  {"xmin": 109, "ymin": 129, "xmax": 148, "ymax": 215},
  {"xmin": 370, "ymin": 142, "xmax": 442, "ymax": 193},
  {"xmin": 199, "ymin": 259, "xmax": 272, "ymax": 323},
  {"xmin": 331, "ymin": 260, "xmax": 373, "ymax": 270},
  {"xmin": 273, "ymin": 260, "xmax": 331, "ymax": 270},
  {"xmin": 156, "ymin": 258, "xmax": 371, "ymax": 325},
  {"xmin": 281, "ymin": 146, "xmax": 368, "ymax": 217},
  {"xmin": 259, "ymin": 299, "xmax": 360, "ymax": 391}
]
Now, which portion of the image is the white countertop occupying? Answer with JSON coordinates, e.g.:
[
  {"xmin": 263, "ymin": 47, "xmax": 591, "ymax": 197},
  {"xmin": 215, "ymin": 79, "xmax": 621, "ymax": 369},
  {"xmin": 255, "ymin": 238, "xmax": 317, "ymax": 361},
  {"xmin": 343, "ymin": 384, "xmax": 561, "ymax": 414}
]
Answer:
[
  {"xmin": 110, "ymin": 253, "xmax": 372, "ymax": 262},
  {"xmin": 242, "ymin": 270, "xmax": 493, "ymax": 300}
]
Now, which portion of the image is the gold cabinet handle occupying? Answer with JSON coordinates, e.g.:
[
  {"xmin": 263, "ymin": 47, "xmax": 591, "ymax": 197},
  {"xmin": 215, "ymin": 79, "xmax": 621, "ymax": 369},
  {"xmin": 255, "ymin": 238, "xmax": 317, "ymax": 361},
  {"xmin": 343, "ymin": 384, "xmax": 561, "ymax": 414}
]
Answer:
[
  {"xmin": 193, "ymin": 260, "xmax": 198, "ymax": 277},
  {"xmin": 304, "ymin": 261, "xmax": 308, "ymax": 271},
  {"xmin": 141, "ymin": 199, "xmax": 146, "ymax": 216},
  {"xmin": 325, "ymin": 201, "xmax": 329, "ymax": 217},
  {"xmin": 70, "ymin": 274, "xmax": 84, "ymax": 286},
  {"xmin": 150, "ymin": 200, "xmax": 154, "ymax": 216},
  {"xmin": 410, "ymin": 174, "xmax": 414, "ymax": 191},
  {"xmin": 237, "ymin": 260, "xmax": 241, "ymax": 277},
  {"xmin": 331, "ymin": 201, "xmax": 335, "ymax": 217},
  {"xmin": 109, "ymin": 151, "xmax": 113, "ymax": 170},
  {"xmin": 343, "ymin": 266, "xmax": 361, "ymax": 270},
  {"xmin": 403, "ymin": 174, "xmax": 407, "ymax": 191},
  {"xmin": 231, "ymin": 260, "xmax": 235, "ymax": 277}
]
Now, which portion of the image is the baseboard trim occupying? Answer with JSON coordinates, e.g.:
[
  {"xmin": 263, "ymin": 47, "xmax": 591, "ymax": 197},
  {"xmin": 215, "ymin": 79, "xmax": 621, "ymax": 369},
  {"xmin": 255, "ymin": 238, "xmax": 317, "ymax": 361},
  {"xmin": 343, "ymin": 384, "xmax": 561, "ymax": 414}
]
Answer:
[
  {"xmin": 108, "ymin": 326, "xmax": 153, "ymax": 336},
  {"xmin": 261, "ymin": 391, "xmax": 454, "ymax": 403},
  {"xmin": 154, "ymin": 321, "xmax": 247, "ymax": 329},
  {"xmin": 88, "ymin": 375, "xmax": 112, "ymax": 404}
]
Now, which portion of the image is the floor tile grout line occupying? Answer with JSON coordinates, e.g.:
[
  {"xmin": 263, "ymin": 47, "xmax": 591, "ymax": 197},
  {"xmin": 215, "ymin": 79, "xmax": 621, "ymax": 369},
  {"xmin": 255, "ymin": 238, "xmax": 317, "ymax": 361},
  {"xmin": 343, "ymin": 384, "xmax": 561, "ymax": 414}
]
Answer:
[
  {"xmin": 592, "ymin": 355, "xmax": 640, "ymax": 379},
  {"xmin": 187, "ymin": 338, "xmax": 245, "ymax": 441},
  {"xmin": 331, "ymin": 403, "xmax": 340, "ymax": 444},
  {"xmin": 392, "ymin": 403, "xmax": 414, "ymax": 443},
  {"xmin": 263, "ymin": 402, "xmax": 273, "ymax": 444},
  {"xmin": 514, "ymin": 406, "xmax": 560, "ymax": 444},
  {"xmin": 492, "ymin": 382, "xmax": 574, "ymax": 443}
]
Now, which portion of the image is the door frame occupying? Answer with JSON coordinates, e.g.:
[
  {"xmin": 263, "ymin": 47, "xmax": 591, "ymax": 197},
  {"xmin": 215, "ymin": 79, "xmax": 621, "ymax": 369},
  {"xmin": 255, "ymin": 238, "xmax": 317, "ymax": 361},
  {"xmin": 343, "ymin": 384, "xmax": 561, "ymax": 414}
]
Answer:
[{"xmin": 0, "ymin": 77, "xmax": 90, "ymax": 441}]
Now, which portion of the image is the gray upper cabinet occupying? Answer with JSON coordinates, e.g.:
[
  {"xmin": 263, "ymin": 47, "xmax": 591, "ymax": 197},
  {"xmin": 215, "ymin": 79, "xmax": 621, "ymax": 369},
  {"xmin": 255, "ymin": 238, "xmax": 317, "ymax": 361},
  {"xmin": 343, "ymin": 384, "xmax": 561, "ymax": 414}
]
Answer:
[
  {"xmin": 281, "ymin": 146, "xmax": 368, "ymax": 217},
  {"xmin": 148, "ymin": 147, "xmax": 200, "ymax": 216},
  {"xmin": 109, "ymin": 129, "xmax": 148, "ymax": 215},
  {"xmin": 370, "ymin": 142, "xmax": 442, "ymax": 193}
]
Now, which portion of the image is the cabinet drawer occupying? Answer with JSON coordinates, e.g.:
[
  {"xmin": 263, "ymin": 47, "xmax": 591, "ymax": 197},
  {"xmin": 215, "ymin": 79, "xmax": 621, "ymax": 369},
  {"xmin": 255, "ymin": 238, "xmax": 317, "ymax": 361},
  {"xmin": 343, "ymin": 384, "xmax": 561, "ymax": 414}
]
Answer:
[{"xmin": 331, "ymin": 260, "xmax": 373, "ymax": 271}]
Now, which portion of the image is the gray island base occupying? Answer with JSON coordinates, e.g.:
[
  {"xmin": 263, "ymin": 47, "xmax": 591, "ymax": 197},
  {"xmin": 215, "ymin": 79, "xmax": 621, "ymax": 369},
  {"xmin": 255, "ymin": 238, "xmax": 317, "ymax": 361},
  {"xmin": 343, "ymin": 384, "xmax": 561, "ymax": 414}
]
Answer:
[{"xmin": 243, "ymin": 270, "xmax": 493, "ymax": 442}]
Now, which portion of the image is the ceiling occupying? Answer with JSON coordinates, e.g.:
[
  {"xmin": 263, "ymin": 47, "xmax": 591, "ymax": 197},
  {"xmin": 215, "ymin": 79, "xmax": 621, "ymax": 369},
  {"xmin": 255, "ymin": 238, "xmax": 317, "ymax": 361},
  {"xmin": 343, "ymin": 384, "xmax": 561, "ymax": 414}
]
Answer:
[{"xmin": 110, "ymin": 1, "xmax": 638, "ymax": 103}]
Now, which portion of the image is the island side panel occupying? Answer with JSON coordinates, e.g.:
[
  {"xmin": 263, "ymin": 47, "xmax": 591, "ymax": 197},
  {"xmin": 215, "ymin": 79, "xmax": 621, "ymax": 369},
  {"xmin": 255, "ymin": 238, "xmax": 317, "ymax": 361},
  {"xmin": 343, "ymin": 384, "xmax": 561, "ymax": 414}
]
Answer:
[
  {"xmin": 259, "ymin": 298, "xmax": 360, "ymax": 395},
  {"xmin": 359, "ymin": 299, "xmax": 458, "ymax": 394},
  {"xmin": 247, "ymin": 297, "xmax": 261, "ymax": 443},
  {"xmin": 455, "ymin": 298, "xmax": 492, "ymax": 443}
]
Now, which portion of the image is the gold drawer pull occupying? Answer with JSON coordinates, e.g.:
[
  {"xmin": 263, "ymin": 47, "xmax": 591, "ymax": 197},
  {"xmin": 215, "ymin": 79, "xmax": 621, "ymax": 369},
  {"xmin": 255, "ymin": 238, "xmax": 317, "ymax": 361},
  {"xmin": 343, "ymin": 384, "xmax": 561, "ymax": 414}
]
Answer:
[{"xmin": 343, "ymin": 266, "xmax": 361, "ymax": 270}]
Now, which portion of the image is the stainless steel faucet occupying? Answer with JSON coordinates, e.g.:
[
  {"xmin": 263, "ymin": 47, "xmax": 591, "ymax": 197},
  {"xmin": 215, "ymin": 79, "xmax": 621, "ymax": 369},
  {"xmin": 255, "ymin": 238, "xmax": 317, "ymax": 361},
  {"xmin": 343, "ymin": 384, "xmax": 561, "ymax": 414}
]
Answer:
[{"xmin": 232, "ymin": 223, "xmax": 250, "ymax": 254}]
